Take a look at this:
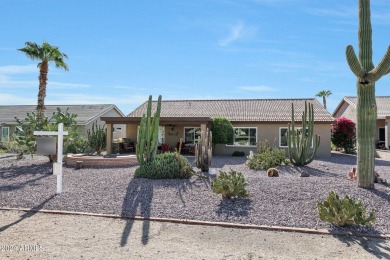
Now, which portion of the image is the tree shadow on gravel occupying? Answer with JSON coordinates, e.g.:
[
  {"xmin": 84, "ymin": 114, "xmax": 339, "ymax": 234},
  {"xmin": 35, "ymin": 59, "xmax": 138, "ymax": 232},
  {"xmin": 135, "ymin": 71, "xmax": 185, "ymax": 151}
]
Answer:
[
  {"xmin": 333, "ymin": 235, "xmax": 390, "ymax": 259},
  {"xmin": 120, "ymin": 175, "xmax": 212, "ymax": 247},
  {"xmin": 216, "ymin": 199, "xmax": 253, "ymax": 220},
  {"xmin": 120, "ymin": 177, "xmax": 153, "ymax": 247},
  {"xmin": 302, "ymin": 165, "xmax": 344, "ymax": 179},
  {"xmin": 0, "ymin": 194, "xmax": 56, "ymax": 234},
  {"xmin": 0, "ymin": 174, "xmax": 50, "ymax": 191},
  {"xmin": 0, "ymin": 162, "xmax": 52, "ymax": 179}
]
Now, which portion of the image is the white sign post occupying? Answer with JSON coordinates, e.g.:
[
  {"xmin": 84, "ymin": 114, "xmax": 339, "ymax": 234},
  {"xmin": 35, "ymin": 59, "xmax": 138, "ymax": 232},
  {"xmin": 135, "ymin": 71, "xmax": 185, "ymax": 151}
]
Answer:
[{"xmin": 34, "ymin": 123, "xmax": 68, "ymax": 194}]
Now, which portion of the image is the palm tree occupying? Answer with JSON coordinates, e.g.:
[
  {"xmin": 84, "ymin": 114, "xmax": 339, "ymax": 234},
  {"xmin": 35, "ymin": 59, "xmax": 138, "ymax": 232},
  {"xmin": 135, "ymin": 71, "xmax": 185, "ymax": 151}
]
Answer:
[
  {"xmin": 18, "ymin": 41, "xmax": 68, "ymax": 123},
  {"xmin": 315, "ymin": 90, "xmax": 332, "ymax": 110}
]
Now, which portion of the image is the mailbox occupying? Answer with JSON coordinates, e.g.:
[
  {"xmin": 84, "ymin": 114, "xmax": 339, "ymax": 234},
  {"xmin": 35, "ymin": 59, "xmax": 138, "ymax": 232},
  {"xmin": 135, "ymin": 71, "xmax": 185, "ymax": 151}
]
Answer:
[{"xmin": 37, "ymin": 137, "xmax": 56, "ymax": 155}]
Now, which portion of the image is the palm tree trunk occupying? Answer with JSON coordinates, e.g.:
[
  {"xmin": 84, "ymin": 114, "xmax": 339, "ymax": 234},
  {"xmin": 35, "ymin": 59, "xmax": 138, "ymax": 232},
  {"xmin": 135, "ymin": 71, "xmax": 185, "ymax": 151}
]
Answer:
[
  {"xmin": 356, "ymin": 82, "xmax": 376, "ymax": 188},
  {"xmin": 322, "ymin": 96, "xmax": 327, "ymax": 110},
  {"xmin": 37, "ymin": 61, "xmax": 48, "ymax": 123}
]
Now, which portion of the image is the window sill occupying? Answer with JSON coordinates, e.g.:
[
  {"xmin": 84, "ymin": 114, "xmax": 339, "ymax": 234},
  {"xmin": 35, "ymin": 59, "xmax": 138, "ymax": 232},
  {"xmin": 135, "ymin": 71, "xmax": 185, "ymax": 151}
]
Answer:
[{"xmin": 225, "ymin": 145, "xmax": 256, "ymax": 148}]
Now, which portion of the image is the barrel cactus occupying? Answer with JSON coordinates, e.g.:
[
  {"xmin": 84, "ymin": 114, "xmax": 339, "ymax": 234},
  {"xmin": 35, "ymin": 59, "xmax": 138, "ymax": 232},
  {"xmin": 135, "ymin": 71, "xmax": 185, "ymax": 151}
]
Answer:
[{"xmin": 345, "ymin": 0, "xmax": 390, "ymax": 188}]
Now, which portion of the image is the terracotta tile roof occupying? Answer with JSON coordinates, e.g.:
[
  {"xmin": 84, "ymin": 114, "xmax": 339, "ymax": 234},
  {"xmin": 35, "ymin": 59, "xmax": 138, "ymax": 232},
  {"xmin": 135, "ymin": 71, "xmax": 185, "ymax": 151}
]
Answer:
[
  {"xmin": 128, "ymin": 98, "xmax": 334, "ymax": 122},
  {"xmin": 0, "ymin": 104, "xmax": 123, "ymax": 125},
  {"xmin": 343, "ymin": 96, "xmax": 390, "ymax": 119}
]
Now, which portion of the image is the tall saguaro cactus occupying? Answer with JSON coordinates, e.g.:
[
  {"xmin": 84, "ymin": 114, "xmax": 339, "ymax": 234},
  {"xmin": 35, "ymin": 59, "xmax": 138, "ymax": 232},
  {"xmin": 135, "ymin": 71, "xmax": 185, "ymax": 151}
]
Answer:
[
  {"xmin": 346, "ymin": 0, "xmax": 390, "ymax": 188},
  {"xmin": 287, "ymin": 102, "xmax": 320, "ymax": 166},
  {"xmin": 136, "ymin": 95, "xmax": 162, "ymax": 165}
]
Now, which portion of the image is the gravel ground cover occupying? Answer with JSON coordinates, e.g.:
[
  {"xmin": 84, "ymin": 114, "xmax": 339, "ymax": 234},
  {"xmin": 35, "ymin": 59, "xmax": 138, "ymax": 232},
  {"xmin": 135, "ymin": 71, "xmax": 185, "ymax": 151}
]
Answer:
[{"xmin": 1, "ymin": 152, "xmax": 390, "ymax": 235}]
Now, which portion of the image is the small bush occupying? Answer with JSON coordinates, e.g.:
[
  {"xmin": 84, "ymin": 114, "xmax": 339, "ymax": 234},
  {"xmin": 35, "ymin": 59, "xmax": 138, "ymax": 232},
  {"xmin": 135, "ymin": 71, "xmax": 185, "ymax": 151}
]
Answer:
[
  {"xmin": 331, "ymin": 117, "xmax": 356, "ymax": 154},
  {"xmin": 317, "ymin": 191, "xmax": 376, "ymax": 227},
  {"xmin": 211, "ymin": 170, "xmax": 249, "ymax": 199},
  {"xmin": 135, "ymin": 152, "xmax": 193, "ymax": 179},
  {"xmin": 1, "ymin": 138, "xmax": 29, "ymax": 154},
  {"xmin": 232, "ymin": 151, "xmax": 245, "ymax": 157},
  {"xmin": 246, "ymin": 139, "xmax": 287, "ymax": 170}
]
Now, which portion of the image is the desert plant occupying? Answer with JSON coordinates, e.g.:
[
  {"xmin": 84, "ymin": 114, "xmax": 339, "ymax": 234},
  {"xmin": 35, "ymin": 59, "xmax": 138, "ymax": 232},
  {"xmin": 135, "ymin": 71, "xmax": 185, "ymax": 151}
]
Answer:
[
  {"xmin": 18, "ymin": 41, "xmax": 68, "ymax": 123},
  {"xmin": 211, "ymin": 117, "xmax": 233, "ymax": 147},
  {"xmin": 195, "ymin": 128, "xmax": 212, "ymax": 172},
  {"xmin": 345, "ymin": 0, "xmax": 390, "ymax": 188},
  {"xmin": 315, "ymin": 90, "xmax": 332, "ymax": 110},
  {"xmin": 14, "ymin": 108, "xmax": 78, "ymax": 159},
  {"xmin": 267, "ymin": 168, "xmax": 279, "ymax": 177},
  {"xmin": 135, "ymin": 152, "xmax": 192, "ymax": 179},
  {"xmin": 331, "ymin": 117, "xmax": 356, "ymax": 154},
  {"xmin": 287, "ymin": 102, "xmax": 320, "ymax": 166},
  {"xmin": 211, "ymin": 170, "xmax": 249, "ymax": 199},
  {"xmin": 87, "ymin": 121, "xmax": 106, "ymax": 155},
  {"xmin": 136, "ymin": 95, "xmax": 162, "ymax": 165},
  {"xmin": 246, "ymin": 139, "xmax": 286, "ymax": 170},
  {"xmin": 317, "ymin": 191, "xmax": 376, "ymax": 227},
  {"xmin": 232, "ymin": 151, "xmax": 245, "ymax": 157}
]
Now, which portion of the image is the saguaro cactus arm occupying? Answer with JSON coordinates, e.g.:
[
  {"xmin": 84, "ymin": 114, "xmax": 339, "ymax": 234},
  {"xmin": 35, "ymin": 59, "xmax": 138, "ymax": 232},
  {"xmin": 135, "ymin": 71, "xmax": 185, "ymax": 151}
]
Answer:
[{"xmin": 346, "ymin": 45, "xmax": 365, "ymax": 78}]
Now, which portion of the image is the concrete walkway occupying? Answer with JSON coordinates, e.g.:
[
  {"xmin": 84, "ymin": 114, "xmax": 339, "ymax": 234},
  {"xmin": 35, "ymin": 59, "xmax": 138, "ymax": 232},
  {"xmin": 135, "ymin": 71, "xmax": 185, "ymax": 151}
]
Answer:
[{"xmin": 1, "ymin": 210, "xmax": 389, "ymax": 259}]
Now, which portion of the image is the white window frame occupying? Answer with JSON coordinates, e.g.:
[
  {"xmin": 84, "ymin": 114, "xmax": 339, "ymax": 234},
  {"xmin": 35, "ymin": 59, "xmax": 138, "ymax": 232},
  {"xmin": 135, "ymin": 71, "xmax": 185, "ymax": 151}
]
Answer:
[
  {"xmin": 184, "ymin": 127, "xmax": 201, "ymax": 144},
  {"xmin": 279, "ymin": 126, "xmax": 314, "ymax": 148},
  {"xmin": 1, "ymin": 127, "xmax": 10, "ymax": 142},
  {"xmin": 228, "ymin": 127, "xmax": 257, "ymax": 147},
  {"xmin": 279, "ymin": 127, "xmax": 289, "ymax": 147}
]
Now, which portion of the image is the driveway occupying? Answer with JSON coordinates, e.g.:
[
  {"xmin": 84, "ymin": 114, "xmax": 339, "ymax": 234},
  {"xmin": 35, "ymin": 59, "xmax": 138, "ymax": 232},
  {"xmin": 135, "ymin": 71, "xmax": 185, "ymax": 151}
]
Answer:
[{"xmin": 1, "ymin": 210, "xmax": 389, "ymax": 259}]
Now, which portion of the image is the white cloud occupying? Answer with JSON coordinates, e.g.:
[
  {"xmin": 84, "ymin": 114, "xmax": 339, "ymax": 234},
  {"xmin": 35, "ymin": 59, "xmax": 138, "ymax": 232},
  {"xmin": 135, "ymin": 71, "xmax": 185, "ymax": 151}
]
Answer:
[
  {"xmin": 0, "ymin": 64, "xmax": 37, "ymax": 74},
  {"xmin": 0, "ymin": 93, "xmax": 35, "ymax": 104},
  {"xmin": 218, "ymin": 21, "xmax": 256, "ymax": 47},
  {"xmin": 238, "ymin": 85, "xmax": 277, "ymax": 92}
]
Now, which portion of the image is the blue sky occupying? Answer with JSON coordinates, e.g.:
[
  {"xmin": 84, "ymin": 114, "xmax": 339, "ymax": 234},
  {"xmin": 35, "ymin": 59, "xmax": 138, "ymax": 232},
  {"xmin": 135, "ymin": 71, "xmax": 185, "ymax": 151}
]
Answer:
[{"xmin": 1, "ymin": 0, "xmax": 389, "ymax": 115}]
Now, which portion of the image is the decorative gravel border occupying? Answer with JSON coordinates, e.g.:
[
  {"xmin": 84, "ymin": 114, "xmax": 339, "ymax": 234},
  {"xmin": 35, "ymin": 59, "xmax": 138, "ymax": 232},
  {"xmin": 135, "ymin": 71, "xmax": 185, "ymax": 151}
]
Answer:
[
  {"xmin": 1, "ymin": 207, "xmax": 389, "ymax": 240},
  {"xmin": 1, "ymin": 152, "xmax": 390, "ymax": 236}
]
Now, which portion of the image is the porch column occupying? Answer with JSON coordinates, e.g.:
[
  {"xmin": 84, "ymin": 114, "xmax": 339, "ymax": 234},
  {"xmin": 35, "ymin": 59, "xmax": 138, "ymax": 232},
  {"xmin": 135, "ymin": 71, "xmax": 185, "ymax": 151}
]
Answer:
[
  {"xmin": 200, "ymin": 123, "xmax": 207, "ymax": 133},
  {"xmin": 106, "ymin": 123, "xmax": 113, "ymax": 154},
  {"xmin": 386, "ymin": 117, "xmax": 390, "ymax": 150}
]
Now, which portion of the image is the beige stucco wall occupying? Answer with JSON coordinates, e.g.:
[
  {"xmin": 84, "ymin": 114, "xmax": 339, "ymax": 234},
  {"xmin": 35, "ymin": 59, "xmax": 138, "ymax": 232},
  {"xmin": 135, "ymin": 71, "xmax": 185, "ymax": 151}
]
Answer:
[
  {"xmin": 126, "ymin": 122, "xmax": 332, "ymax": 158},
  {"xmin": 214, "ymin": 122, "xmax": 331, "ymax": 158},
  {"xmin": 333, "ymin": 102, "xmax": 356, "ymax": 121}
]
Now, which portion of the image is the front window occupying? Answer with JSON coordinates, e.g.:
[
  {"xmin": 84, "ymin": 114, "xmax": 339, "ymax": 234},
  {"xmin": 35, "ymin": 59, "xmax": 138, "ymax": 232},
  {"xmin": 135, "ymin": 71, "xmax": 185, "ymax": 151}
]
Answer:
[
  {"xmin": 233, "ymin": 127, "xmax": 257, "ymax": 146},
  {"xmin": 279, "ymin": 127, "xmax": 288, "ymax": 147},
  {"xmin": 184, "ymin": 127, "xmax": 201, "ymax": 144},
  {"xmin": 279, "ymin": 127, "xmax": 313, "ymax": 148},
  {"xmin": 1, "ymin": 127, "xmax": 9, "ymax": 142}
]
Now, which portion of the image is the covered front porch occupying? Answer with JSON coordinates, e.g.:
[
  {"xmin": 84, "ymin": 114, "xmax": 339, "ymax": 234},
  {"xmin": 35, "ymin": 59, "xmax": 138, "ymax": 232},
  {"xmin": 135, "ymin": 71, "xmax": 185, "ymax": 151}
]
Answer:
[{"xmin": 101, "ymin": 116, "xmax": 212, "ymax": 154}]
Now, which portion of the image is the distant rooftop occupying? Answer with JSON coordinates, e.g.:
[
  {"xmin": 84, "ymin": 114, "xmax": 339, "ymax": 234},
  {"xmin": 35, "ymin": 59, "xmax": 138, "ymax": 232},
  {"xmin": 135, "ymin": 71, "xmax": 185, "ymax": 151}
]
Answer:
[
  {"xmin": 333, "ymin": 96, "xmax": 390, "ymax": 119},
  {"xmin": 0, "ymin": 104, "xmax": 124, "ymax": 125},
  {"xmin": 128, "ymin": 98, "xmax": 334, "ymax": 122}
]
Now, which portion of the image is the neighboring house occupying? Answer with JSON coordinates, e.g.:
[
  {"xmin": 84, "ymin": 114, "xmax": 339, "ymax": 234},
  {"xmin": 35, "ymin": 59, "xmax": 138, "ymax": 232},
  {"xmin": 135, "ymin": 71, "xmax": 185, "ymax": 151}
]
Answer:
[
  {"xmin": 0, "ymin": 104, "xmax": 126, "ymax": 143},
  {"xmin": 102, "ymin": 98, "xmax": 334, "ymax": 158},
  {"xmin": 333, "ymin": 96, "xmax": 390, "ymax": 149}
]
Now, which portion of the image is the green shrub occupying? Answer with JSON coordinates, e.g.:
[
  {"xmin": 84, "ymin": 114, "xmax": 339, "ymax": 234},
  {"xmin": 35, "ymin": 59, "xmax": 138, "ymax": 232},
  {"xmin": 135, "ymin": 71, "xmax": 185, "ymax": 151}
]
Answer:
[
  {"xmin": 1, "ymin": 137, "xmax": 29, "ymax": 154},
  {"xmin": 211, "ymin": 170, "xmax": 249, "ymax": 199},
  {"xmin": 232, "ymin": 151, "xmax": 245, "ymax": 157},
  {"xmin": 317, "ymin": 191, "xmax": 376, "ymax": 227},
  {"xmin": 135, "ymin": 152, "xmax": 193, "ymax": 179},
  {"xmin": 87, "ymin": 121, "xmax": 106, "ymax": 155},
  {"xmin": 246, "ymin": 139, "xmax": 287, "ymax": 170}
]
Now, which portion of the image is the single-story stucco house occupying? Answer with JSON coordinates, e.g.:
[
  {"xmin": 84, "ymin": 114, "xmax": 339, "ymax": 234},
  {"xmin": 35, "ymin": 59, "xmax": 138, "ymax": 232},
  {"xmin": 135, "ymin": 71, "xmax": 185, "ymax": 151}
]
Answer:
[
  {"xmin": 0, "ymin": 104, "xmax": 126, "ymax": 143},
  {"xmin": 102, "ymin": 98, "xmax": 334, "ymax": 158},
  {"xmin": 333, "ymin": 96, "xmax": 390, "ymax": 149}
]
